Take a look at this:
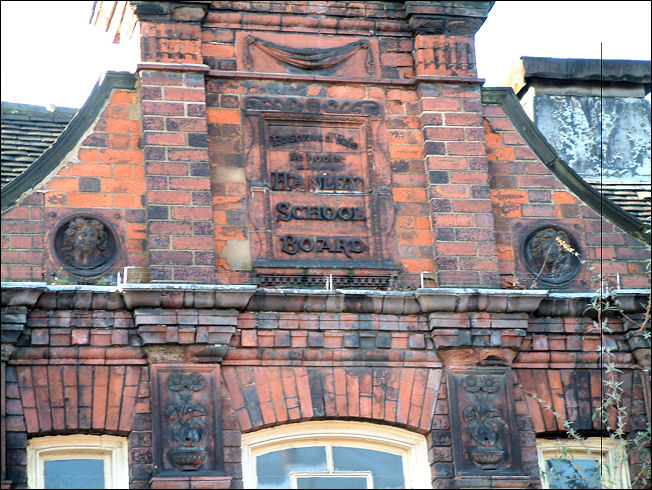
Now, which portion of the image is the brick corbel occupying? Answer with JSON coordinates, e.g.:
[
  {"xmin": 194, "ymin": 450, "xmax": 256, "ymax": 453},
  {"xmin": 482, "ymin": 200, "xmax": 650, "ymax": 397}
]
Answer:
[
  {"xmin": 1, "ymin": 282, "xmax": 46, "ymax": 357},
  {"xmin": 421, "ymin": 288, "xmax": 545, "ymax": 366},
  {"xmin": 135, "ymin": 309, "xmax": 239, "ymax": 364},
  {"xmin": 429, "ymin": 312, "xmax": 528, "ymax": 367}
]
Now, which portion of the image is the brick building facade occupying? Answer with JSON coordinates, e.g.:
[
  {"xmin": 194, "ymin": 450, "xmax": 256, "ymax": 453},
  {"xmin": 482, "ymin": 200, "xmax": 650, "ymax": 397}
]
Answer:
[{"xmin": 1, "ymin": 2, "xmax": 650, "ymax": 489}]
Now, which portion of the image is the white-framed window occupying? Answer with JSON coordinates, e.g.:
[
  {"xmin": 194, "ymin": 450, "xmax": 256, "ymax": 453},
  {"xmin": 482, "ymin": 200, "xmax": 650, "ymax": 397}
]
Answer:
[
  {"xmin": 537, "ymin": 437, "xmax": 630, "ymax": 489},
  {"xmin": 27, "ymin": 434, "xmax": 128, "ymax": 489},
  {"xmin": 241, "ymin": 420, "xmax": 432, "ymax": 489}
]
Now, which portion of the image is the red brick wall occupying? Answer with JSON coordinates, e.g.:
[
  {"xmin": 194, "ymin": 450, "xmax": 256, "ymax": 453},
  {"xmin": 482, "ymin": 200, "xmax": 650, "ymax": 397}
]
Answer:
[
  {"xmin": 140, "ymin": 67, "xmax": 217, "ymax": 283},
  {"xmin": 2, "ymin": 4, "xmax": 649, "ymax": 290}
]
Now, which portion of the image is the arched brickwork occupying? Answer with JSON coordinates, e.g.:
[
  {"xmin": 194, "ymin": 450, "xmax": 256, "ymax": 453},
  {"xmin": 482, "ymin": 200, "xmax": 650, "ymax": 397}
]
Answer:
[
  {"xmin": 516, "ymin": 369, "xmax": 643, "ymax": 433},
  {"xmin": 222, "ymin": 366, "xmax": 442, "ymax": 432},
  {"xmin": 15, "ymin": 365, "xmax": 143, "ymax": 434}
]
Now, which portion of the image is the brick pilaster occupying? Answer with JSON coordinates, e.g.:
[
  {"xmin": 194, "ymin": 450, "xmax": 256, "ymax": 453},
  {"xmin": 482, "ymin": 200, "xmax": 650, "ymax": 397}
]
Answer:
[
  {"xmin": 140, "ymin": 65, "xmax": 216, "ymax": 283},
  {"xmin": 409, "ymin": 7, "xmax": 501, "ymax": 287}
]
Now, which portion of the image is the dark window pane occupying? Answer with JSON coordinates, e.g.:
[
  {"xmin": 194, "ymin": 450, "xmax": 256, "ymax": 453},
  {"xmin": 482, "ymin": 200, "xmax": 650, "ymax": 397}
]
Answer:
[
  {"xmin": 333, "ymin": 447, "xmax": 404, "ymax": 489},
  {"xmin": 44, "ymin": 459, "xmax": 105, "ymax": 489},
  {"xmin": 297, "ymin": 476, "xmax": 368, "ymax": 489},
  {"xmin": 258, "ymin": 447, "xmax": 327, "ymax": 489},
  {"xmin": 546, "ymin": 458, "xmax": 602, "ymax": 489}
]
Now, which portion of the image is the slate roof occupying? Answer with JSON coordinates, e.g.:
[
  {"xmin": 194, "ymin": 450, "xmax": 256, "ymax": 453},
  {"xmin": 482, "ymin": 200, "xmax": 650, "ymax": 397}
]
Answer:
[
  {"xmin": 584, "ymin": 179, "xmax": 652, "ymax": 225},
  {"xmin": 1, "ymin": 102, "xmax": 78, "ymax": 187}
]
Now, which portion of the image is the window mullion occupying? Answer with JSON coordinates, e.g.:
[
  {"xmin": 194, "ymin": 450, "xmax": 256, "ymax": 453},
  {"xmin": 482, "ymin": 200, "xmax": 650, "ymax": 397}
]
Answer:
[{"xmin": 326, "ymin": 442, "xmax": 334, "ymax": 473}]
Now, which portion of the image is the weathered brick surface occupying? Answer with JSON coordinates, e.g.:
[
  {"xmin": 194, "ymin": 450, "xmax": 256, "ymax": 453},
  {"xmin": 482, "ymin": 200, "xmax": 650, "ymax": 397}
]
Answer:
[
  {"xmin": 1, "ymin": 3, "xmax": 650, "ymax": 490},
  {"xmin": 221, "ymin": 365, "xmax": 442, "ymax": 432},
  {"xmin": 140, "ymin": 68, "xmax": 217, "ymax": 283},
  {"xmin": 484, "ymin": 108, "xmax": 650, "ymax": 290},
  {"xmin": 419, "ymin": 81, "xmax": 501, "ymax": 287}
]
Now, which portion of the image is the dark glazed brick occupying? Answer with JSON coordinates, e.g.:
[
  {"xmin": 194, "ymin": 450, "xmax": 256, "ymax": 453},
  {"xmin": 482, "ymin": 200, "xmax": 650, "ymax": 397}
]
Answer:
[
  {"xmin": 430, "ymin": 200, "xmax": 452, "ymax": 212},
  {"xmin": 432, "ymin": 463, "xmax": 454, "ymax": 477},
  {"xmin": 391, "ymin": 160, "xmax": 409, "ymax": 172},
  {"xmin": 148, "ymin": 206, "xmax": 169, "ymax": 220},
  {"xmin": 82, "ymin": 133, "xmax": 109, "ymax": 147},
  {"xmin": 190, "ymin": 162, "xmax": 211, "ymax": 176},
  {"xmin": 429, "ymin": 171, "xmax": 449, "ymax": 184},
  {"xmin": 471, "ymin": 186, "xmax": 491, "ymax": 199},
  {"xmin": 308, "ymin": 332, "xmax": 324, "ymax": 347},
  {"xmin": 144, "ymin": 147, "xmax": 166, "ymax": 161},
  {"xmin": 188, "ymin": 133, "xmax": 208, "ymax": 147},
  {"xmin": 79, "ymin": 177, "xmax": 101, "ymax": 192},
  {"xmin": 192, "ymin": 193, "xmax": 212, "ymax": 207},
  {"xmin": 308, "ymin": 369, "xmax": 326, "ymax": 417},
  {"xmin": 376, "ymin": 332, "xmax": 391, "ymax": 349},
  {"xmin": 126, "ymin": 209, "xmax": 146, "ymax": 223},
  {"xmin": 242, "ymin": 385, "xmax": 264, "ymax": 427},
  {"xmin": 5, "ymin": 431, "xmax": 27, "ymax": 449},
  {"xmin": 424, "ymin": 141, "xmax": 445, "ymax": 155},
  {"xmin": 130, "ymin": 463, "xmax": 153, "ymax": 481},
  {"xmin": 130, "ymin": 447, "xmax": 153, "ymax": 464},
  {"xmin": 218, "ymin": 59, "xmax": 237, "ymax": 71},
  {"xmin": 343, "ymin": 332, "xmax": 360, "ymax": 348},
  {"xmin": 435, "ymin": 228, "xmax": 455, "ymax": 241},
  {"xmin": 220, "ymin": 94, "xmax": 239, "ymax": 108}
]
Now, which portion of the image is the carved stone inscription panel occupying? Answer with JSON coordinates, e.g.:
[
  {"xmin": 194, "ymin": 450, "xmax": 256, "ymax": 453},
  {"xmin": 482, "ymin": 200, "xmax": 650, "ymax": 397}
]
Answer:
[
  {"xmin": 448, "ymin": 368, "xmax": 522, "ymax": 476},
  {"xmin": 151, "ymin": 365, "xmax": 224, "ymax": 475},
  {"xmin": 244, "ymin": 96, "xmax": 396, "ymax": 271}
]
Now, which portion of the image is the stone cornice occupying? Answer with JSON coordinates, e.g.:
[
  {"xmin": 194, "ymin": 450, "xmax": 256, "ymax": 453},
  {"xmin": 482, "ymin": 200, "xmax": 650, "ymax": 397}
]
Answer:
[
  {"xmin": 404, "ymin": 1, "xmax": 494, "ymax": 35},
  {"xmin": 3, "ymin": 283, "xmax": 649, "ymax": 317}
]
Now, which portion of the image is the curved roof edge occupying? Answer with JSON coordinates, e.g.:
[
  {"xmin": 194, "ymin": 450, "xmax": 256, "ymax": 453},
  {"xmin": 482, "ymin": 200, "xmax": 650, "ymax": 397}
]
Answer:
[
  {"xmin": 481, "ymin": 87, "xmax": 651, "ymax": 245},
  {"xmin": 1, "ymin": 72, "xmax": 137, "ymax": 213}
]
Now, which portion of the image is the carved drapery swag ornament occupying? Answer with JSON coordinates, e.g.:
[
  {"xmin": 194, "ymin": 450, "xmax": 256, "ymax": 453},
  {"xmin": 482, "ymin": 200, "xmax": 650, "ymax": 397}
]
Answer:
[
  {"xmin": 165, "ymin": 372, "xmax": 208, "ymax": 471},
  {"xmin": 448, "ymin": 368, "xmax": 523, "ymax": 476},
  {"xmin": 243, "ymin": 35, "xmax": 375, "ymax": 74}
]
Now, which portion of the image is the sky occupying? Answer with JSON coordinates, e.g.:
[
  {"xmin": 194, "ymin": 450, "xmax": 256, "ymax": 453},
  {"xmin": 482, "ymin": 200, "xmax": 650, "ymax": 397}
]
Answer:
[{"xmin": 1, "ymin": 1, "xmax": 651, "ymax": 109}]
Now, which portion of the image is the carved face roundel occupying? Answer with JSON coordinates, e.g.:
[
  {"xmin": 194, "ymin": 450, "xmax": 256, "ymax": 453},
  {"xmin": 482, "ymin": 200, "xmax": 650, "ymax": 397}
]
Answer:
[{"xmin": 53, "ymin": 214, "xmax": 119, "ymax": 277}]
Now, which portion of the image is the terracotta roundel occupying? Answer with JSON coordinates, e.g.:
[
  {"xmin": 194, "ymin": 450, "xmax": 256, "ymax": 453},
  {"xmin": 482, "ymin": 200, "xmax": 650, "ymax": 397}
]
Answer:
[
  {"xmin": 52, "ymin": 214, "xmax": 119, "ymax": 277},
  {"xmin": 521, "ymin": 225, "xmax": 582, "ymax": 285}
]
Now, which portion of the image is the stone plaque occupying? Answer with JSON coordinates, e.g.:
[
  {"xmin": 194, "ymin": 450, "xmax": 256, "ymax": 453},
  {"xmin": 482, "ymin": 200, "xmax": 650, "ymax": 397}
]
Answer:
[
  {"xmin": 448, "ymin": 368, "xmax": 522, "ymax": 476},
  {"xmin": 151, "ymin": 365, "xmax": 224, "ymax": 475},
  {"xmin": 244, "ymin": 96, "xmax": 397, "ymax": 280}
]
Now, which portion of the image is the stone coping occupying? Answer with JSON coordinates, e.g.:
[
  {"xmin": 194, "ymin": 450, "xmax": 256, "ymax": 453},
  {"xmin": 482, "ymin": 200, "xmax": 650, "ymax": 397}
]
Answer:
[
  {"xmin": 515, "ymin": 56, "xmax": 651, "ymax": 86},
  {"xmin": 2, "ymin": 282, "xmax": 649, "ymax": 316}
]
